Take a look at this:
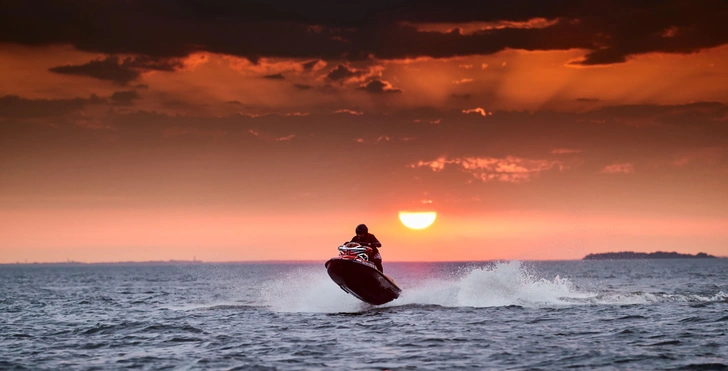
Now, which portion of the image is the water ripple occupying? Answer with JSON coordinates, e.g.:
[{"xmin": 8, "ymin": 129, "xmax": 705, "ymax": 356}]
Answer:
[{"xmin": 1, "ymin": 260, "xmax": 726, "ymax": 369}]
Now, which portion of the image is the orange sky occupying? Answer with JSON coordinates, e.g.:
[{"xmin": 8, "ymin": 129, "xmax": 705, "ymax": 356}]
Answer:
[{"xmin": 1, "ymin": 1, "xmax": 727, "ymax": 262}]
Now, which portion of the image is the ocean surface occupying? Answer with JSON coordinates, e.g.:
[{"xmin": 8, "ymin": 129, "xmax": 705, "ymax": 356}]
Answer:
[{"xmin": 1, "ymin": 259, "xmax": 726, "ymax": 370}]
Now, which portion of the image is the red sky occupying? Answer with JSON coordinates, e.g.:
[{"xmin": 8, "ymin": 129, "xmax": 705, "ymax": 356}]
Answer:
[{"xmin": 1, "ymin": 1, "xmax": 728, "ymax": 262}]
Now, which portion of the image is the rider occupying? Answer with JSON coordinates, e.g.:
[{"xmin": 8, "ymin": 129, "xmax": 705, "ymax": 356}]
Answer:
[{"xmin": 350, "ymin": 224, "xmax": 383, "ymax": 272}]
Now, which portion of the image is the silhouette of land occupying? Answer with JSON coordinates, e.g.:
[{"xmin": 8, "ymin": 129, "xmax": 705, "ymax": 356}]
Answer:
[{"xmin": 584, "ymin": 251, "xmax": 718, "ymax": 260}]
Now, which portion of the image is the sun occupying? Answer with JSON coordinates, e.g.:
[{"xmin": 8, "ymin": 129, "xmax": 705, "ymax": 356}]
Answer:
[{"xmin": 398, "ymin": 211, "xmax": 437, "ymax": 230}]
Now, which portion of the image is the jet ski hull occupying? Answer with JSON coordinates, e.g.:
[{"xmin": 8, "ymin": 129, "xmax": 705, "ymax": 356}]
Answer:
[{"xmin": 325, "ymin": 258, "xmax": 401, "ymax": 305}]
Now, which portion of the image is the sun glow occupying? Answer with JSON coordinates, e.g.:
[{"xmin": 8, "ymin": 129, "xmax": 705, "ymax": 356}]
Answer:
[{"xmin": 399, "ymin": 211, "xmax": 437, "ymax": 229}]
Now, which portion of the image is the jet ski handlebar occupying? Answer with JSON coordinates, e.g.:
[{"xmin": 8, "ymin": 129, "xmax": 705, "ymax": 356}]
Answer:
[
  {"xmin": 338, "ymin": 242, "xmax": 369, "ymax": 254},
  {"xmin": 338, "ymin": 243, "xmax": 373, "ymax": 261}
]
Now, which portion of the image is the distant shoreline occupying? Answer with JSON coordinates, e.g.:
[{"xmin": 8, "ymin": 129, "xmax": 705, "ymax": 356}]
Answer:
[{"xmin": 583, "ymin": 251, "xmax": 719, "ymax": 260}]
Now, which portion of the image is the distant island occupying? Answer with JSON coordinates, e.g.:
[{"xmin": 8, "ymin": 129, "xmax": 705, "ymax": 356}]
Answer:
[{"xmin": 584, "ymin": 251, "xmax": 718, "ymax": 260}]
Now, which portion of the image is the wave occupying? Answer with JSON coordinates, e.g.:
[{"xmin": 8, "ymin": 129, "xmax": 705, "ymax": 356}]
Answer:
[
  {"xmin": 584, "ymin": 290, "xmax": 727, "ymax": 305},
  {"xmin": 395, "ymin": 260, "xmax": 590, "ymax": 308},
  {"xmin": 259, "ymin": 261, "xmax": 726, "ymax": 313}
]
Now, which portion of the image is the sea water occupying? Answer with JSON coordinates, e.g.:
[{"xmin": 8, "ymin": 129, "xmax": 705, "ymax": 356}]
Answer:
[{"xmin": 1, "ymin": 259, "xmax": 726, "ymax": 369}]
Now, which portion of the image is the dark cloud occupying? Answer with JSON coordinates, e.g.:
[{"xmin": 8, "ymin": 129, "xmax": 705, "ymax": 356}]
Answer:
[
  {"xmin": 636, "ymin": 102, "xmax": 728, "ymax": 127},
  {"xmin": 110, "ymin": 90, "xmax": 140, "ymax": 105},
  {"xmin": 358, "ymin": 80, "xmax": 402, "ymax": 94},
  {"xmin": 301, "ymin": 60, "xmax": 320, "ymax": 71},
  {"xmin": 326, "ymin": 65, "xmax": 363, "ymax": 81},
  {"xmin": 2, "ymin": 1, "xmax": 726, "ymax": 65},
  {"xmin": 450, "ymin": 93, "xmax": 472, "ymax": 100},
  {"xmin": 576, "ymin": 98, "xmax": 600, "ymax": 102},
  {"xmin": 162, "ymin": 99, "xmax": 207, "ymax": 111},
  {"xmin": 589, "ymin": 102, "xmax": 728, "ymax": 124},
  {"xmin": 49, "ymin": 57, "xmax": 140, "ymax": 85},
  {"xmin": 263, "ymin": 73, "xmax": 285, "ymax": 80},
  {"xmin": 0, "ymin": 94, "xmax": 104, "ymax": 118},
  {"xmin": 49, "ymin": 56, "xmax": 182, "ymax": 85},
  {"xmin": 293, "ymin": 84, "xmax": 312, "ymax": 90}
]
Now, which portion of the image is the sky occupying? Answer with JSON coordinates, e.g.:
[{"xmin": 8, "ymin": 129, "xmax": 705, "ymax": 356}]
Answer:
[{"xmin": 1, "ymin": 0, "xmax": 728, "ymax": 263}]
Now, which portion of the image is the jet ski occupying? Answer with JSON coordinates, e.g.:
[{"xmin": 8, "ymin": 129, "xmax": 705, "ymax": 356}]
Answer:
[{"xmin": 325, "ymin": 242, "xmax": 402, "ymax": 305}]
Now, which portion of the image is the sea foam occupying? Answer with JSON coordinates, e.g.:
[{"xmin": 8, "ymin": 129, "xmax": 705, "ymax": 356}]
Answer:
[
  {"xmin": 395, "ymin": 260, "xmax": 593, "ymax": 308},
  {"xmin": 261, "ymin": 267, "xmax": 366, "ymax": 313},
  {"xmin": 261, "ymin": 261, "xmax": 726, "ymax": 313},
  {"xmin": 262, "ymin": 261, "xmax": 591, "ymax": 312}
]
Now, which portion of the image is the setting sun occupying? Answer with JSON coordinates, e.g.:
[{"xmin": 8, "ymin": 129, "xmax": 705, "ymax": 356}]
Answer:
[{"xmin": 399, "ymin": 211, "xmax": 437, "ymax": 230}]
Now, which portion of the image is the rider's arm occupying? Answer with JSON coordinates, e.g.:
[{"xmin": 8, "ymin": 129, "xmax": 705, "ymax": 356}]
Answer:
[{"xmin": 369, "ymin": 234, "xmax": 381, "ymax": 248}]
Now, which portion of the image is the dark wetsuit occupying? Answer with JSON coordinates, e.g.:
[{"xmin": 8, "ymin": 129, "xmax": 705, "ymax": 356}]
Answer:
[{"xmin": 350, "ymin": 233, "xmax": 383, "ymax": 272}]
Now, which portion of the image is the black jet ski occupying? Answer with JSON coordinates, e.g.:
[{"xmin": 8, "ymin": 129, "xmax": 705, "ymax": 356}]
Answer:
[{"xmin": 325, "ymin": 242, "xmax": 401, "ymax": 305}]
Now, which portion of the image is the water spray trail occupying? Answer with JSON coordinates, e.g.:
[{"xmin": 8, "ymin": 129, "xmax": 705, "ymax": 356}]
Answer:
[{"xmin": 260, "ymin": 261, "xmax": 726, "ymax": 313}]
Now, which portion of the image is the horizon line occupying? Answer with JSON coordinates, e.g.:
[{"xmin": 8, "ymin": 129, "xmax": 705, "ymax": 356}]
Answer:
[
  {"xmin": 2, "ymin": 256, "xmax": 725, "ymax": 266},
  {"xmin": 0, "ymin": 258, "xmax": 581, "ymax": 265}
]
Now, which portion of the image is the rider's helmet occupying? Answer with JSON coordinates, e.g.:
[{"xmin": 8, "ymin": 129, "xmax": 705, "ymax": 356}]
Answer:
[{"xmin": 355, "ymin": 224, "xmax": 368, "ymax": 235}]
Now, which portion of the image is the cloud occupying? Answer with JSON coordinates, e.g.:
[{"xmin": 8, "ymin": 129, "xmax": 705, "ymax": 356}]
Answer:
[
  {"xmin": 163, "ymin": 127, "xmax": 227, "ymax": 138},
  {"xmin": 601, "ymin": 163, "xmax": 635, "ymax": 174},
  {"xmin": 247, "ymin": 128, "xmax": 296, "ymax": 142},
  {"xmin": 354, "ymin": 135, "xmax": 415, "ymax": 144},
  {"xmin": 334, "ymin": 109, "xmax": 363, "ymax": 115},
  {"xmin": 301, "ymin": 59, "xmax": 325, "ymax": 72},
  {"xmin": 49, "ymin": 56, "xmax": 182, "ymax": 85},
  {"xmin": 588, "ymin": 102, "xmax": 728, "ymax": 126},
  {"xmin": 293, "ymin": 84, "xmax": 312, "ymax": 90},
  {"xmin": 3, "ymin": 101, "xmax": 726, "ymax": 212},
  {"xmin": 0, "ymin": 94, "xmax": 104, "ymax": 118},
  {"xmin": 672, "ymin": 147, "xmax": 724, "ymax": 166},
  {"xmin": 358, "ymin": 79, "xmax": 402, "ymax": 94},
  {"xmin": 462, "ymin": 107, "xmax": 491, "ymax": 116},
  {"xmin": 110, "ymin": 90, "xmax": 140, "ymax": 105},
  {"xmin": 49, "ymin": 57, "xmax": 139, "ymax": 85},
  {"xmin": 237, "ymin": 111, "xmax": 310, "ymax": 119},
  {"xmin": 551, "ymin": 148, "xmax": 582, "ymax": 155},
  {"xmin": 4, "ymin": 2, "xmax": 725, "ymax": 66},
  {"xmin": 263, "ymin": 73, "xmax": 285, "ymax": 80},
  {"xmin": 412, "ymin": 156, "xmax": 563, "ymax": 183},
  {"xmin": 326, "ymin": 65, "xmax": 364, "ymax": 82},
  {"xmin": 452, "ymin": 78, "xmax": 474, "ymax": 84},
  {"xmin": 162, "ymin": 99, "xmax": 204, "ymax": 111}
]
